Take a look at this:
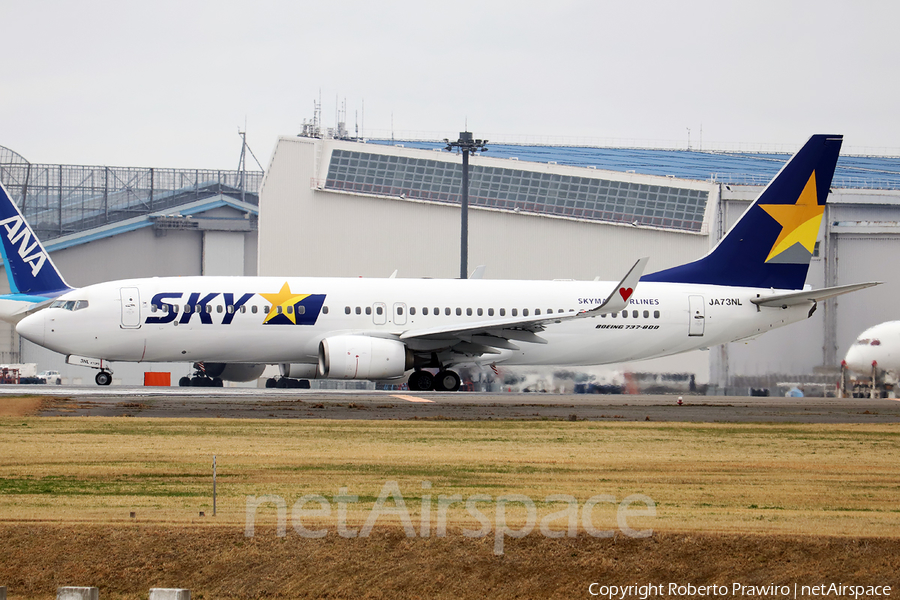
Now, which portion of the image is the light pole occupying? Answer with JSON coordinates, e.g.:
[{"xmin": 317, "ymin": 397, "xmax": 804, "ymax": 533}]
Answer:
[{"xmin": 444, "ymin": 132, "xmax": 488, "ymax": 279}]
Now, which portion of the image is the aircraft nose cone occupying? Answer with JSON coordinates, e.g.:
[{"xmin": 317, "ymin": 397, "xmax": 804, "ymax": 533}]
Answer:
[
  {"xmin": 16, "ymin": 313, "xmax": 45, "ymax": 346},
  {"xmin": 844, "ymin": 345, "xmax": 869, "ymax": 374}
]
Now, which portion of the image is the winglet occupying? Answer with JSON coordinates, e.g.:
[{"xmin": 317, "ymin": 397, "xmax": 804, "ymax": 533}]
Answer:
[{"xmin": 583, "ymin": 257, "xmax": 649, "ymax": 315}]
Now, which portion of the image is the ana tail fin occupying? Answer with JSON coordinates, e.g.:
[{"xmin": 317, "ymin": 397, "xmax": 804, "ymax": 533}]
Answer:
[
  {"xmin": 643, "ymin": 134, "xmax": 843, "ymax": 290},
  {"xmin": 0, "ymin": 181, "xmax": 71, "ymax": 297}
]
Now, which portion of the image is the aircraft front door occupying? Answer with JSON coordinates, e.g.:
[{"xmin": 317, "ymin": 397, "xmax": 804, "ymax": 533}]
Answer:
[
  {"xmin": 120, "ymin": 287, "xmax": 141, "ymax": 329},
  {"xmin": 688, "ymin": 295, "xmax": 705, "ymax": 336}
]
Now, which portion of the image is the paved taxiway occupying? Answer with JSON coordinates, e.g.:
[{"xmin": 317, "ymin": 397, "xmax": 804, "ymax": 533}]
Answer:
[{"xmin": 0, "ymin": 386, "xmax": 898, "ymax": 423}]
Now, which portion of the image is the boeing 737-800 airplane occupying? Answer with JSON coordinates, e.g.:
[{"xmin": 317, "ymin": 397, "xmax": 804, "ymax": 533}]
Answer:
[{"xmin": 0, "ymin": 135, "xmax": 879, "ymax": 389}]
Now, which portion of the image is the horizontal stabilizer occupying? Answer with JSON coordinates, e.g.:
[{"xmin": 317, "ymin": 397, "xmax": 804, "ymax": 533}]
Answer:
[{"xmin": 750, "ymin": 282, "xmax": 881, "ymax": 308}]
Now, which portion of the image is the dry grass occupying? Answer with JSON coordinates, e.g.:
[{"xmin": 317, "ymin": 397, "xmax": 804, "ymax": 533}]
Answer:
[
  {"xmin": 0, "ymin": 417, "xmax": 898, "ymax": 598},
  {"xmin": 0, "ymin": 417, "xmax": 897, "ymax": 536},
  {"xmin": 0, "ymin": 396, "xmax": 44, "ymax": 417}
]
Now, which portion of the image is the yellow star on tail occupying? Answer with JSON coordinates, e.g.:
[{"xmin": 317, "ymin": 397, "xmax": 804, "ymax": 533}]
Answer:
[
  {"xmin": 260, "ymin": 282, "xmax": 309, "ymax": 324},
  {"xmin": 759, "ymin": 172, "xmax": 824, "ymax": 262}
]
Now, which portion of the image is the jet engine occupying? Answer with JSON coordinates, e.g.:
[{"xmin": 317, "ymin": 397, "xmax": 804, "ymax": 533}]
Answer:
[
  {"xmin": 318, "ymin": 336, "xmax": 413, "ymax": 380},
  {"xmin": 279, "ymin": 363, "xmax": 320, "ymax": 379},
  {"xmin": 202, "ymin": 363, "xmax": 266, "ymax": 382}
]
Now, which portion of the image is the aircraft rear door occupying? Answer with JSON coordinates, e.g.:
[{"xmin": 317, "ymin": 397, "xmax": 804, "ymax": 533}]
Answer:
[
  {"xmin": 120, "ymin": 287, "xmax": 141, "ymax": 329},
  {"xmin": 688, "ymin": 295, "xmax": 705, "ymax": 336}
]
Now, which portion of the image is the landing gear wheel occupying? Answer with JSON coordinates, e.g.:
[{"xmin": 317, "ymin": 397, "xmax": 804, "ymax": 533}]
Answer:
[
  {"xmin": 434, "ymin": 370, "xmax": 461, "ymax": 392},
  {"xmin": 179, "ymin": 376, "xmax": 191, "ymax": 387},
  {"xmin": 265, "ymin": 378, "xmax": 277, "ymax": 388},
  {"xmin": 95, "ymin": 371, "xmax": 112, "ymax": 386},
  {"xmin": 408, "ymin": 370, "xmax": 434, "ymax": 391}
]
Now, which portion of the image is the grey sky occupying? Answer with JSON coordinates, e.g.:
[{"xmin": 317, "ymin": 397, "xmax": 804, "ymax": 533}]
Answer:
[{"xmin": 4, "ymin": 1, "xmax": 898, "ymax": 169}]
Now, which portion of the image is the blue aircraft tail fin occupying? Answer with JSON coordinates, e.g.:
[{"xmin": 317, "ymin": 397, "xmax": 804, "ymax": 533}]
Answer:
[
  {"xmin": 643, "ymin": 134, "xmax": 843, "ymax": 290},
  {"xmin": 0, "ymin": 181, "xmax": 71, "ymax": 297}
]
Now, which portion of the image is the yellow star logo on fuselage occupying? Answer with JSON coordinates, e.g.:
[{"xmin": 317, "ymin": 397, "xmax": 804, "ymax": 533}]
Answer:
[
  {"xmin": 758, "ymin": 171, "xmax": 824, "ymax": 262},
  {"xmin": 260, "ymin": 282, "xmax": 310, "ymax": 324}
]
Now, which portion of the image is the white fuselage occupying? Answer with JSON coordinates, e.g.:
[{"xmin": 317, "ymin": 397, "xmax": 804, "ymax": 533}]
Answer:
[
  {"xmin": 16, "ymin": 275, "xmax": 811, "ymax": 371},
  {"xmin": 844, "ymin": 321, "xmax": 900, "ymax": 376}
]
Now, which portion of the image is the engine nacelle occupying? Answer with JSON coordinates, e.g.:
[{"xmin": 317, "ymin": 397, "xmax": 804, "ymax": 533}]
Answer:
[
  {"xmin": 202, "ymin": 363, "xmax": 266, "ymax": 382},
  {"xmin": 318, "ymin": 336, "xmax": 413, "ymax": 380},
  {"xmin": 279, "ymin": 363, "xmax": 320, "ymax": 379}
]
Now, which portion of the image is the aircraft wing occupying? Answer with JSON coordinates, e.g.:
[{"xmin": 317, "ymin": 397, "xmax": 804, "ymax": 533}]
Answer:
[
  {"xmin": 750, "ymin": 281, "xmax": 881, "ymax": 308},
  {"xmin": 397, "ymin": 258, "xmax": 649, "ymax": 356}
]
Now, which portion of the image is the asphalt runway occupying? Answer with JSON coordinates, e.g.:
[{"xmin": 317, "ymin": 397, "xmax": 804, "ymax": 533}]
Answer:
[{"xmin": 0, "ymin": 385, "xmax": 898, "ymax": 423}]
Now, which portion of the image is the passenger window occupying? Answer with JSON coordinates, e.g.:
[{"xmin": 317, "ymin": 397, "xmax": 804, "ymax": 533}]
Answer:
[
  {"xmin": 622, "ymin": 311, "xmax": 628, "ymax": 318},
  {"xmin": 654, "ymin": 310, "xmax": 660, "ymax": 319},
  {"xmin": 512, "ymin": 309, "xmax": 518, "ymax": 317},
  {"xmin": 633, "ymin": 310, "xmax": 638, "ymax": 318},
  {"xmin": 488, "ymin": 308, "xmax": 494, "ymax": 316},
  {"xmin": 240, "ymin": 305, "xmax": 246, "ymax": 313},
  {"xmin": 456, "ymin": 308, "xmax": 462, "ymax": 316},
  {"xmin": 287, "ymin": 305, "xmax": 293, "ymax": 314},
  {"xmin": 345, "ymin": 306, "xmax": 351, "ymax": 315},
  {"xmin": 151, "ymin": 304, "xmax": 158, "ymax": 313},
  {"xmin": 523, "ymin": 309, "xmax": 529, "ymax": 316},
  {"xmin": 252, "ymin": 305, "xmax": 258, "ymax": 314},
  {"xmin": 466, "ymin": 308, "xmax": 472, "ymax": 316},
  {"xmin": 366, "ymin": 306, "xmax": 372, "ymax": 315},
  {"xmin": 355, "ymin": 306, "xmax": 361, "ymax": 315},
  {"xmin": 535, "ymin": 309, "xmax": 541, "ymax": 315},
  {"xmin": 445, "ymin": 307, "xmax": 451, "ymax": 316},
  {"xmin": 434, "ymin": 307, "xmax": 439, "ymax": 315},
  {"xmin": 477, "ymin": 308, "xmax": 483, "ymax": 316},
  {"xmin": 410, "ymin": 307, "xmax": 416, "ymax": 315},
  {"xmin": 185, "ymin": 305, "xmax": 192, "ymax": 313},
  {"xmin": 643, "ymin": 310, "xmax": 649, "ymax": 318},
  {"xmin": 227, "ymin": 305, "xmax": 235, "ymax": 314},
  {"xmin": 322, "ymin": 306, "xmax": 328, "ymax": 314},
  {"xmin": 297, "ymin": 306, "xmax": 305, "ymax": 315},
  {"xmin": 376, "ymin": 306, "xmax": 383, "ymax": 315},
  {"xmin": 217, "ymin": 305, "xmax": 224, "ymax": 313},
  {"xmin": 423, "ymin": 307, "xmax": 429, "ymax": 316},
  {"xmin": 277, "ymin": 306, "xmax": 283, "ymax": 315},
  {"xmin": 612, "ymin": 312, "xmax": 618, "ymax": 318},
  {"xmin": 205, "ymin": 305, "xmax": 212, "ymax": 313},
  {"xmin": 500, "ymin": 308, "xmax": 506, "ymax": 316},
  {"xmin": 264, "ymin": 305, "xmax": 270, "ymax": 313},
  {"xmin": 398, "ymin": 307, "xmax": 404, "ymax": 315}
]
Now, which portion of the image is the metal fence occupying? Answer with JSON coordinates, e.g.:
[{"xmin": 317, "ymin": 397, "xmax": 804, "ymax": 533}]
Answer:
[{"xmin": 0, "ymin": 163, "xmax": 263, "ymax": 241}]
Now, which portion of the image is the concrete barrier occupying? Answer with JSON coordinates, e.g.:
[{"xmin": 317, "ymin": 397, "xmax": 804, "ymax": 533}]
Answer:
[
  {"xmin": 149, "ymin": 589, "xmax": 191, "ymax": 600},
  {"xmin": 57, "ymin": 588, "xmax": 99, "ymax": 600}
]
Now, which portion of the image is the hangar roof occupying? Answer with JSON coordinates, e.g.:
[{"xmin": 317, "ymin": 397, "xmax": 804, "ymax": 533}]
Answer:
[{"xmin": 371, "ymin": 140, "xmax": 900, "ymax": 190}]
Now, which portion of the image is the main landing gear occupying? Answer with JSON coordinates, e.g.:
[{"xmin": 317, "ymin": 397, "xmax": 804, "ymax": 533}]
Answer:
[
  {"xmin": 264, "ymin": 377, "xmax": 311, "ymax": 389},
  {"xmin": 95, "ymin": 370, "xmax": 112, "ymax": 386},
  {"xmin": 408, "ymin": 369, "xmax": 461, "ymax": 392}
]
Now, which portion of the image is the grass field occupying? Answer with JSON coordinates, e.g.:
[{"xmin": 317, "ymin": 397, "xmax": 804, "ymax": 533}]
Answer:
[{"xmin": 0, "ymin": 411, "xmax": 898, "ymax": 597}]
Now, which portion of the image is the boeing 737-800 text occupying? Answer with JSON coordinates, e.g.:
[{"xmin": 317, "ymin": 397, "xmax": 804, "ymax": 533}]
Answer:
[{"xmin": 0, "ymin": 134, "xmax": 878, "ymax": 389}]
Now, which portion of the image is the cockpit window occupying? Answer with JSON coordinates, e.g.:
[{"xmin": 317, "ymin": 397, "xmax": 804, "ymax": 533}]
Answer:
[{"xmin": 50, "ymin": 299, "xmax": 89, "ymax": 311}]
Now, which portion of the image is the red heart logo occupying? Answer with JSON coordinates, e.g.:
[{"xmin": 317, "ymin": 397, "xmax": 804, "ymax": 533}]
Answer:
[{"xmin": 619, "ymin": 287, "xmax": 634, "ymax": 302}]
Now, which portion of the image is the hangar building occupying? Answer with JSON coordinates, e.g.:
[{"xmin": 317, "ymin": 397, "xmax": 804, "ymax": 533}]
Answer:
[{"xmin": 2, "ymin": 133, "xmax": 900, "ymax": 392}]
